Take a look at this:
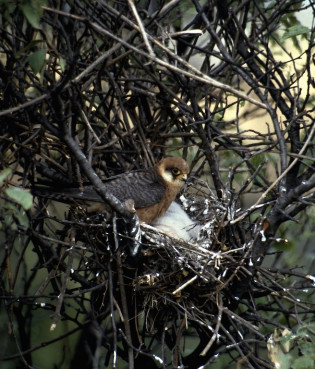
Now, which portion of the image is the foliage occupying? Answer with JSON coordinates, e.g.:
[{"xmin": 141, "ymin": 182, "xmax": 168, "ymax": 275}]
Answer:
[
  {"xmin": 0, "ymin": 168, "xmax": 32, "ymax": 232},
  {"xmin": 268, "ymin": 325, "xmax": 315, "ymax": 369},
  {"xmin": 0, "ymin": 1, "xmax": 314, "ymax": 368}
]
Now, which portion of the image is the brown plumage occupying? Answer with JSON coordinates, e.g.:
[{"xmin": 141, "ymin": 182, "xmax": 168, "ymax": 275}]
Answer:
[{"xmin": 33, "ymin": 157, "xmax": 190, "ymax": 223}]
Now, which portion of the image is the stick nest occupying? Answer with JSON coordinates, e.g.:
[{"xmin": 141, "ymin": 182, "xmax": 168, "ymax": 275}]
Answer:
[{"xmin": 135, "ymin": 182, "xmax": 248, "ymax": 323}]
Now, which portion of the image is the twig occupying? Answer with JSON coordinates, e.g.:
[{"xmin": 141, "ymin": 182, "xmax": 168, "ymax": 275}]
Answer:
[
  {"xmin": 50, "ymin": 240, "xmax": 75, "ymax": 331},
  {"xmin": 200, "ymin": 292, "xmax": 223, "ymax": 356},
  {"xmin": 231, "ymin": 122, "xmax": 315, "ymax": 224},
  {"xmin": 172, "ymin": 275, "xmax": 198, "ymax": 295},
  {"xmin": 114, "ymin": 214, "xmax": 134, "ymax": 369},
  {"xmin": 128, "ymin": 0, "xmax": 155, "ymax": 59}
]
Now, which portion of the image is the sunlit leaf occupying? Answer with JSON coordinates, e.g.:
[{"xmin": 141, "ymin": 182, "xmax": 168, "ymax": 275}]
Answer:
[
  {"xmin": 281, "ymin": 25, "xmax": 310, "ymax": 42},
  {"xmin": 5, "ymin": 187, "xmax": 33, "ymax": 210},
  {"xmin": 0, "ymin": 168, "xmax": 12, "ymax": 185}
]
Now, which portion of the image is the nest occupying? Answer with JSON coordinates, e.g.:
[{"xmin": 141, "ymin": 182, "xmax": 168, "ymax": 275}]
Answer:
[
  {"xmin": 29, "ymin": 170, "xmax": 258, "ymax": 361},
  {"xmin": 51, "ymin": 178, "xmax": 250, "ymax": 344},
  {"xmin": 129, "ymin": 180, "xmax": 250, "ymax": 327}
]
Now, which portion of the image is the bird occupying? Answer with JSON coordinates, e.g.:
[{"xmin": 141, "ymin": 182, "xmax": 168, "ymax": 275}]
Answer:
[
  {"xmin": 33, "ymin": 157, "xmax": 190, "ymax": 223},
  {"xmin": 151, "ymin": 201, "xmax": 200, "ymax": 242}
]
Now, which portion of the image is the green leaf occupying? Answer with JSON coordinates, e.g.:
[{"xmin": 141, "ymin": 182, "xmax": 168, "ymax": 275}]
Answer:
[
  {"xmin": 273, "ymin": 239, "xmax": 295, "ymax": 252},
  {"xmin": 299, "ymin": 342, "xmax": 315, "ymax": 358},
  {"xmin": 59, "ymin": 57, "xmax": 67, "ymax": 72},
  {"xmin": 0, "ymin": 168, "xmax": 12, "ymax": 185},
  {"xmin": 281, "ymin": 25, "xmax": 310, "ymax": 42},
  {"xmin": 0, "ymin": 0, "xmax": 15, "ymax": 20},
  {"xmin": 297, "ymin": 323, "xmax": 315, "ymax": 338},
  {"xmin": 20, "ymin": 0, "xmax": 43, "ymax": 29},
  {"xmin": 249, "ymin": 153, "xmax": 266, "ymax": 168},
  {"xmin": 5, "ymin": 187, "xmax": 33, "ymax": 210},
  {"xmin": 15, "ymin": 212, "xmax": 30, "ymax": 228},
  {"xmin": 15, "ymin": 40, "xmax": 43, "ymax": 58},
  {"xmin": 4, "ymin": 214, "xmax": 17, "ymax": 231},
  {"xmin": 26, "ymin": 49, "xmax": 46, "ymax": 74},
  {"xmin": 292, "ymin": 356, "xmax": 314, "ymax": 369}
]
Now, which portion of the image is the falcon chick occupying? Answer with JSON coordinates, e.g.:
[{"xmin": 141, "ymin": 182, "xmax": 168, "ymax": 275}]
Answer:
[
  {"xmin": 34, "ymin": 157, "xmax": 189, "ymax": 223},
  {"xmin": 152, "ymin": 201, "xmax": 200, "ymax": 242}
]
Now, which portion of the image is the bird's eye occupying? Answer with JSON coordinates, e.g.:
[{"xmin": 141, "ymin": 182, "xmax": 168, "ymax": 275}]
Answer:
[{"xmin": 171, "ymin": 168, "xmax": 181, "ymax": 176}]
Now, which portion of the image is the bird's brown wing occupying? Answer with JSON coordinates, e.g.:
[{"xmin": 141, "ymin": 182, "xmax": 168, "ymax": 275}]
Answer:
[
  {"xmin": 102, "ymin": 167, "xmax": 165, "ymax": 208},
  {"xmin": 33, "ymin": 167, "xmax": 166, "ymax": 209}
]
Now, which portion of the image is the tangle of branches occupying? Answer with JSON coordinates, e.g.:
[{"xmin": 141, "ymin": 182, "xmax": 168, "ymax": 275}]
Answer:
[{"xmin": 0, "ymin": 1, "xmax": 314, "ymax": 368}]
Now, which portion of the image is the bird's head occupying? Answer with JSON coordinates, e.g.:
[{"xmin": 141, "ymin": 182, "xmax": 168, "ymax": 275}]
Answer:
[{"xmin": 156, "ymin": 157, "xmax": 190, "ymax": 190}]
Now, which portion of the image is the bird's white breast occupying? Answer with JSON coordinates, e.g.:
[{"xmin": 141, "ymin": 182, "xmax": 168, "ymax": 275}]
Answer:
[{"xmin": 152, "ymin": 202, "xmax": 200, "ymax": 241}]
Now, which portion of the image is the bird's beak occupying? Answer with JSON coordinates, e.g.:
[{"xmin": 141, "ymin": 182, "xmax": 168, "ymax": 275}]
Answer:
[{"xmin": 181, "ymin": 173, "xmax": 188, "ymax": 182}]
